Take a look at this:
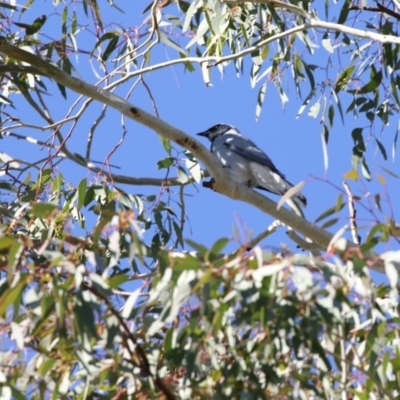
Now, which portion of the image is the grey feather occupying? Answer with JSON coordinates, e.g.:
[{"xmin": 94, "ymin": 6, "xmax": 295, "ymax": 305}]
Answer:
[{"xmin": 197, "ymin": 123, "xmax": 307, "ymax": 207}]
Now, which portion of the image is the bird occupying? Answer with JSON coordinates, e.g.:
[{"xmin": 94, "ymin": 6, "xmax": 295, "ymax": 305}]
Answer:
[{"xmin": 196, "ymin": 123, "xmax": 307, "ymax": 207}]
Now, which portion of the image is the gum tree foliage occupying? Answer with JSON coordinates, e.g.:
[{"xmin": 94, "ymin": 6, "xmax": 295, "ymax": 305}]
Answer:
[{"xmin": 0, "ymin": 0, "xmax": 400, "ymax": 398}]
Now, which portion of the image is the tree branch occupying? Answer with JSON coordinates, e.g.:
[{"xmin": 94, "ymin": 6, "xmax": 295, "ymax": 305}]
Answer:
[
  {"xmin": 0, "ymin": 37, "xmax": 351, "ymax": 253},
  {"xmin": 0, "ymin": 64, "xmax": 44, "ymax": 75},
  {"xmin": 349, "ymin": 3, "xmax": 400, "ymax": 22}
]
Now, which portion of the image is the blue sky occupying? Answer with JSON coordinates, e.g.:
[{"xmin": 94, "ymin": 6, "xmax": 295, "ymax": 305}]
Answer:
[{"xmin": 2, "ymin": 0, "xmax": 400, "ymax": 284}]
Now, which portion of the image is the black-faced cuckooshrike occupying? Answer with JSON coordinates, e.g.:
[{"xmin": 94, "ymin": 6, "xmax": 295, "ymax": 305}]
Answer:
[{"xmin": 197, "ymin": 123, "xmax": 307, "ymax": 207}]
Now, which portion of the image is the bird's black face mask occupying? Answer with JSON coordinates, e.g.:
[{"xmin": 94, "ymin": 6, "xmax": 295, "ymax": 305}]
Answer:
[{"xmin": 196, "ymin": 124, "xmax": 232, "ymax": 141}]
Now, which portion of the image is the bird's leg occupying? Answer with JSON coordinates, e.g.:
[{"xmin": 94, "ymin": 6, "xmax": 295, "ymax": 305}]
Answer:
[{"xmin": 202, "ymin": 178, "xmax": 216, "ymax": 190}]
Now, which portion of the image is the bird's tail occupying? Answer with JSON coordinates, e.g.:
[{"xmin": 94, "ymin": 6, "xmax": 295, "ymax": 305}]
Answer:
[
  {"xmin": 293, "ymin": 191, "xmax": 307, "ymax": 207},
  {"xmin": 295, "ymin": 193, "xmax": 307, "ymax": 207}
]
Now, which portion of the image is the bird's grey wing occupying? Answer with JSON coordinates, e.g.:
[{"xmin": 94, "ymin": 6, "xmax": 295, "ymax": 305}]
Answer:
[
  {"xmin": 222, "ymin": 135, "xmax": 307, "ymax": 207},
  {"xmin": 223, "ymin": 141, "xmax": 285, "ymax": 178}
]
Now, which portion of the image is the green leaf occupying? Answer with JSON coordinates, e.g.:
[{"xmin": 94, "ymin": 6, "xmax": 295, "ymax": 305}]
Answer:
[
  {"xmin": 0, "ymin": 182, "xmax": 18, "ymax": 192},
  {"xmin": 62, "ymin": 7, "xmax": 67, "ymax": 35},
  {"xmin": 32, "ymin": 169, "xmax": 52, "ymax": 190},
  {"xmin": 308, "ymin": 101, "xmax": 320, "ymax": 118},
  {"xmin": 186, "ymin": 17, "xmax": 209, "ymax": 49},
  {"xmin": 157, "ymin": 157, "xmax": 174, "ymax": 169},
  {"xmin": 73, "ymin": 153, "xmax": 86, "ymax": 165},
  {"xmin": 391, "ymin": 77, "xmax": 400, "ymax": 107},
  {"xmin": 15, "ymin": 15, "xmax": 47, "ymax": 36},
  {"xmin": 336, "ymin": 0, "xmax": 351, "ymax": 38},
  {"xmin": 376, "ymin": 139, "xmax": 387, "ymax": 160},
  {"xmin": 102, "ymin": 36, "xmax": 119, "ymax": 61},
  {"xmin": 173, "ymin": 254, "xmax": 203, "ymax": 271},
  {"xmin": 208, "ymin": 238, "xmax": 229, "ymax": 261},
  {"xmin": 374, "ymin": 193, "xmax": 382, "ymax": 212},
  {"xmin": 31, "ymin": 203, "xmax": 58, "ymax": 218},
  {"xmin": 0, "ymin": 274, "xmax": 28, "ymax": 317},
  {"xmin": 159, "ymin": 31, "xmax": 186, "ymax": 56},
  {"xmin": 328, "ymin": 104, "xmax": 334, "ymax": 127},
  {"xmin": 71, "ymin": 11, "xmax": 77, "ymax": 34},
  {"xmin": 358, "ymin": 67, "xmax": 382, "ymax": 94},
  {"xmin": 0, "ymin": 237, "xmax": 17, "ymax": 251},
  {"xmin": 186, "ymin": 239, "xmax": 207, "ymax": 256},
  {"xmin": 82, "ymin": 0, "xmax": 88, "ymax": 15},
  {"xmin": 57, "ymin": 82, "xmax": 67, "ymax": 99},
  {"xmin": 334, "ymin": 65, "xmax": 355, "ymax": 93},
  {"xmin": 261, "ymin": 44, "xmax": 269, "ymax": 61},
  {"xmin": 255, "ymin": 83, "xmax": 266, "ymax": 121},
  {"xmin": 358, "ymin": 99, "xmax": 375, "ymax": 113},
  {"xmin": 8, "ymin": 241, "xmax": 23, "ymax": 269},
  {"xmin": 77, "ymin": 178, "xmax": 87, "ymax": 210},
  {"xmin": 331, "ymin": 87, "xmax": 344, "ymax": 124},
  {"xmin": 361, "ymin": 158, "xmax": 371, "ymax": 180},
  {"xmin": 182, "ymin": 0, "xmax": 198, "ymax": 33},
  {"xmin": 181, "ymin": 54, "xmax": 195, "ymax": 73},
  {"xmin": 92, "ymin": 32, "xmax": 119, "ymax": 55},
  {"xmin": 0, "ymin": 2, "xmax": 17, "ymax": 10},
  {"xmin": 38, "ymin": 359, "xmax": 57, "ymax": 376},
  {"xmin": 93, "ymin": 210, "xmax": 115, "ymax": 243},
  {"xmin": 108, "ymin": 273, "xmax": 129, "ymax": 289},
  {"xmin": 296, "ymin": 89, "xmax": 315, "ymax": 118},
  {"xmin": 84, "ymin": 185, "xmax": 96, "ymax": 207},
  {"xmin": 10, "ymin": 387, "xmax": 28, "ymax": 400},
  {"xmin": 320, "ymin": 218, "xmax": 339, "ymax": 229},
  {"xmin": 350, "ymin": 391, "xmax": 368, "ymax": 400},
  {"xmin": 352, "ymin": 128, "xmax": 364, "ymax": 146},
  {"xmin": 0, "ymin": 93, "xmax": 13, "ymax": 105},
  {"xmin": 314, "ymin": 195, "xmax": 344, "ymax": 224},
  {"xmin": 52, "ymin": 172, "xmax": 63, "ymax": 194},
  {"xmin": 379, "ymin": 166, "xmax": 400, "ymax": 179},
  {"xmin": 73, "ymin": 295, "xmax": 99, "ymax": 340},
  {"xmin": 393, "ymin": 128, "xmax": 399, "ymax": 161},
  {"xmin": 302, "ymin": 61, "xmax": 316, "ymax": 91},
  {"xmin": 173, "ymin": 221, "xmax": 184, "ymax": 247},
  {"xmin": 21, "ymin": 0, "xmax": 34, "ymax": 14}
]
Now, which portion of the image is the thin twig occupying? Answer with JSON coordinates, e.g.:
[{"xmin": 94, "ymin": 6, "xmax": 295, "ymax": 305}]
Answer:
[
  {"xmin": 34, "ymin": 86, "xmax": 52, "ymax": 121},
  {"xmin": 140, "ymin": 76, "xmax": 160, "ymax": 118},
  {"xmin": 2, "ymin": 131, "xmax": 57, "ymax": 148},
  {"xmin": 86, "ymin": 104, "xmax": 107, "ymax": 160},
  {"xmin": 246, "ymin": 220, "xmax": 284, "ymax": 250}
]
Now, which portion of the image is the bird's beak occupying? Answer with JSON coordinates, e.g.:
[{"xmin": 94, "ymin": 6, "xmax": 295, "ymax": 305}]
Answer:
[{"xmin": 196, "ymin": 131, "xmax": 208, "ymax": 137}]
